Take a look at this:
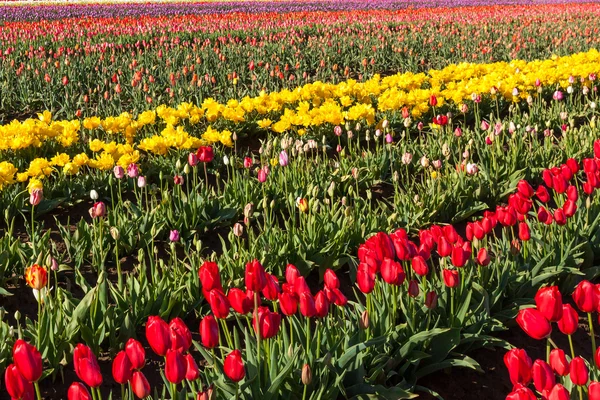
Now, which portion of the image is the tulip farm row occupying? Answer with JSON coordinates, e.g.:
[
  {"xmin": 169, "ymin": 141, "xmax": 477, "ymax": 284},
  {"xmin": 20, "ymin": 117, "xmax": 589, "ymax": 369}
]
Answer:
[{"xmin": 3, "ymin": 1, "xmax": 600, "ymax": 399}]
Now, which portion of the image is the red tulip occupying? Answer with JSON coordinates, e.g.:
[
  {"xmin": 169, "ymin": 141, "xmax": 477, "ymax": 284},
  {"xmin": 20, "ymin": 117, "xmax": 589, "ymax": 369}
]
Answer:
[
  {"xmin": 125, "ymin": 339, "xmax": 145, "ymax": 370},
  {"xmin": 429, "ymin": 95, "xmax": 437, "ymax": 107},
  {"xmin": 323, "ymin": 269, "xmax": 339, "ymax": 289},
  {"xmin": 198, "ymin": 261, "xmax": 222, "ymax": 298},
  {"xmin": 411, "ymin": 256, "xmax": 429, "ymax": 276},
  {"xmin": 245, "ymin": 259, "xmax": 267, "ymax": 292},
  {"xmin": 535, "ymin": 286, "xmax": 563, "ymax": 322},
  {"xmin": 425, "ymin": 291, "xmax": 437, "ymax": 309},
  {"xmin": 567, "ymin": 158, "xmax": 580, "ymax": 173},
  {"xmin": 590, "ymin": 382, "xmax": 600, "ymax": 400},
  {"xmin": 437, "ymin": 236, "xmax": 452, "ymax": 257},
  {"xmin": 279, "ymin": 291, "xmax": 299, "ymax": 316},
  {"xmin": 505, "ymin": 384, "xmax": 536, "ymax": 400},
  {"xmin": 563, "ymin": 200, "xmax": 577, "ymax": 218},
  {"xmin": 253, "ymin": 306, "xmax": 282, "ymax": 339},
  {"xmin": 554, "ymin": 208, "xmax": 567, "ymax": 225},
  {"xmin": 208, "ymin": 289, "xmax": 230, "ymax": 319},
  {"xmin": 536, "ymin": 185, "xmax": 550, "ymax": 202},
  {"xmin": 549, "ymin": 349, "xmax": 569, "ymax": 376},
  {"xmin": 504, "ymin": 348, "xmax": 532, "ymax": 385},
  {"xmin": 5, "ymin": 364, "xmax": 34, "ymax": 400},
  {"xmin": 518, "ymin": 222, "xmax": 530, "ymax": 241},
  {"xmin": 450, "ymin": 245, "xmax": 467, "ymax": 267},
  {"xmin": 169, "ymin": 317, "xmax": 192, "ymax": 352},
  {"xmin": 185, "ymin": 354, "xmax": 200, "ymax": 381},
  {"xmin": 380, "ymin": 258, "xmax": 405, "ymax": 286},
  {"xmin": 285, "ymin": 264, "xmax": 300, "ymax": 285},
  {"xmin": 196, "ymin": 146, "xmax": 214, "ymax": 163},
  {"xmin": 595, "ymin": 139, "xmax": 600, "ymax": 159},
  {"xmin": 73, "ymin": 344, "xmax": 103, "ymax": 388},
  {"xmin": 557, "ymin": 304, "xmax": 578, "ymax": 335},
  {"xmin": 476, "ymin": 248, "xmax": 490, "ymax": 266},
  {"xmin": 224, "ymin": 350, "xmax": 245, "ymax": 382},
  {"xmin": 443, "ymin": 269, "xmax": 459, "ymax": 288},
  {"xmin": 517, "ymin": 180, "xmax": 534, "ymax": 198},
  {"xmin": 570, "ymin": 357, "xmax": 588, "ymax": 385},
  {"xmin": 146, "ymin": 316, "xmax": 171, "ymax": 356},
  {"xmin": 112, "ymin": 350, "xmax": 133, "ymax": 384},
  {"xmin": 12, "ymin": 339, "xmax": 43, "ymax": 382},
  {"xmin": 262, "ymin": 274, "xmax": 280, "ymax": 301},
  {"xmin": 299, "ymin": 292, "xmax": 316, "ymax": 317},
  {"xmin": 131, "ymin": 371, "xmax": 151, "ymax": 399},
  {"xmin": 408, "ymin": 280, "xmax": 419, "ymax": 297},
  {"xmin": 67, "ymin": 382, "xmax": 91, "ymax": 400},
  {"xmin": 228, "ymin": 288, "xmax": 252, "ymax": 314},
  {"xmin": 199, "ymin": 315, "xmax": 219, "ymax": 349},
  {"xmin": 165, "ymin": 349, "xmax": 186, "ymax": 385},
  {"xmin": 314, "ymin": 290, "xmax": 330, "ymax": 318},
  {"xmin": 573, "ymin": 280, "xmax": 597, "ymax": 313},
  {"xmin": 516, "ymin": 308, "xmax": 552, "ymax": 339},
  {"xmin": 547, "ymin": 384, "xmax": 570, "ymax": 400},
  {"xmin": 356, "ymin": 263, "xmax": 375, "ymax": 294},
  {"xmin": 532, "ymin": 359, "xmax": 555, "ymax": 392},
  {"xmin": 292, "ymin": 276, "xmax": 311, "ymax": 297}
]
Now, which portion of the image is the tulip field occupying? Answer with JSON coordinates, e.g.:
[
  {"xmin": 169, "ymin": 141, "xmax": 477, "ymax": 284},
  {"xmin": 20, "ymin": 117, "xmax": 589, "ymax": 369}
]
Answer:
[{"xmin": 6, "ymin": 1, "xmax": 600, "ymax": 399}]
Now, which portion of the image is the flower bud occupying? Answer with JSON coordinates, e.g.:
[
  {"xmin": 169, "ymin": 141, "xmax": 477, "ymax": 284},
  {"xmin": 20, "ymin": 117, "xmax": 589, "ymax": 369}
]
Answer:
[
  {"xmin": 359, "ymin": 310, "xmax": 369, "ymax": 329},
  {"xmin": 301, "ymin": 364, "xmax": 312, "ymax": 385}
]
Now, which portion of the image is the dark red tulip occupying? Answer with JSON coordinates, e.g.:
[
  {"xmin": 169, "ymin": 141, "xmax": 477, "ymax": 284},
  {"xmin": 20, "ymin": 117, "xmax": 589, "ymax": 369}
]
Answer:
[
  {"xmin": 170, "ymin": 317, "xmax": 192, "ymax": 352},
  {"xmin": 425, "ymin": 291, "xmax": 438, "ymax": 309},
  {"xmin": 67, "ymin": 382, "xmax": 91, "ymax": 400},
  {"xmin": 228, "ymin": 288, "xmax": 252, "ymax": 314},
  {"xmin": 299, "ymin": 292, "xmax": 317, "ymax": 317},
  {"xmin": 443, "ymin": 269, "xmax": 459, "ymax": 288},
  {"xmin": 566, "ymin": 158, "xmax": 579, "ymax": 174},
  {"xmin": 328, "ymin": 287, "xmax": 348, "ymax": 307},
  {"xmin": 476, "ymin": 248, "xmax": 490, "ymax": 266},
  {"xmin": 314, "ymin": 291, "xmax": 330, "ymax": 318},
  {"xmin": 262, "ymin": 273, "xmax": 280, "ymax": 301},
  {"xmin": 112, "ymin": 350, "xmax": 133, "ymax": 384},
  {"xmin": 5, "ymin": 364, "xmax": 34, "ymax": 400},
  {"xmin": 131, "ymin": 371, "xmax": 151, "ymax": 399},
  {"xmin": 245, "ymin": 259, "xmax": 267, "ymax": 292},
  {"xmin": 594, "ymin": 139, "xmax": 600, "ymax": 159},
  {"xmin": 146, "ymin": 316, "xmax": 171, "ymax": 356},
  {"xmin": 165, "ymin": 349, "xmax": 186, "ymax": 385},
  {"xmin": 504, "ymin": 348, "xmax": 533, "ymax": 385},
  {"xmin": 208, "ymin": 289, "xmax": 230, "ymax": 319},
  {"xmin": 549, "ymin": 349, "xmax": 569, "ymax": 376},
  {"xmin": 323, "ymin": 269, "xmax": 339, "ymax": 289},
  {"xmin": 380, "ymin": 258, "xmax": 405, "ymax": 286},
  {"xmin": 573, "ymin": 280, "xmax": 597, "ymax": 313},
  {"xmin": 196, "ymin": 146, "xmax": 214, "ymax": 163},
  {"xmin": 429, "ymin": 95, "xmax": 437, "ymax": 107},
  {"xmin": 73, "ymin": 344, "xmax": 103, "ymax": 388},
  {"xmin": 536, "ymin": 185, "xmax": 550, "ymax": 202},
  {"xmin": 547, "ymin": 384, "xmax": 570, "ymax": 400},
  {"xmin": 279, "ymin": 292, "xmax": 298, "ymax": 316},
  {"xmin": 253, "ymin": 306, "xmax": 282, "ymax": 339},
  {"xmin": 590, "ymin": 381, "xmax": 600, "ymax": 400},
  {"xmin": 224, "ymin": 350, "xmax": 245, "ymax": 382},
  {"xmin": 554, "ymin": 208, "xmax": 567, "ymax": 225},
  {"xmin": 557, "ymin": 304, "xmax": 578, "ymax": 335},
  {"xmin": 443, "ymin": 225, "xmax": 459, "ymax": 244},
  {"xmin": 408, "ymin": 280, "xmax": 419, "ymax": 297},
  {"xmin": 185, "ymin": 354, "xmax": 200, "ymax": 381},
  {"xmin": 535, "ymin": 286, "xmax": 563, "ymax": 322},
  {"xmin": 516, "ymin": 308, "xmax": 552, "ymax": 339},
  {"xmin": 199, "ymin": 315, "xmax": 219, "ymax": 349},
  {"xmin": 505, "ymin": 384, "xmax": 536, "ymax": 400},
  {"xmin": 12, "ymin": 339, "xmax": 43, "ymax": 382},
  {"xmin": 570, "ymin": 357, "xmax": 588, "ymax": 386},
  {"xmin": 532, "ymin": 359, "xmax": 555, "ymax": 392},
  {"xmin": 125, "ymin": 339, "xmax": 145, "ymax": 370},
  {"xmin": 356, "ymin": 263, "xmax": 375, "ymax": 294}
]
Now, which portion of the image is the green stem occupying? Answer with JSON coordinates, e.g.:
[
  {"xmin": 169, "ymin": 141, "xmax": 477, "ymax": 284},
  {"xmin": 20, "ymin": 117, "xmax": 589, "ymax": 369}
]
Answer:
[
  {"xmin": 305, "ymin": 317, "xmax": 311, "ymax": 361},
  {"xmin": 254, "ymin": 292, "xmax": 261, "ymax": 389},
  {"xmin": 34, "ymin": 382, "xmax": 42, "ymax": 400},
  {"xmin": 546, "ymin": 338, "xmax": 551, "ymax": 363},
  {"xmin": 589, "ymin": 312, "xmax": 597, "ymax": 355},
  {"xmin": 37, "ymin": 299, "xmax": 42, "ymax": 348},
  {"xmin": 568, "ymin": 334, "xmax": 576, "ymax": 359}
]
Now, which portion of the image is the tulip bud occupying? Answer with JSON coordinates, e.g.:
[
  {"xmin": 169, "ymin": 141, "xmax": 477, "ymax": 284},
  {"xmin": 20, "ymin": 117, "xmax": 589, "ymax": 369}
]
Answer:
[
  {"xmin": 301, "ymin": 364, "xmax": 312, "ymax": 385},
  {"xmin": 570, "ymin": 357, "xmax": 588, "ymax": 386},
  {"xmin": 516, "ymin": 308, "xmax": 552, "ymax": 340},
  {"xmin": 359, "ymin": 310, "xmax": 369, "ymax": 329}
]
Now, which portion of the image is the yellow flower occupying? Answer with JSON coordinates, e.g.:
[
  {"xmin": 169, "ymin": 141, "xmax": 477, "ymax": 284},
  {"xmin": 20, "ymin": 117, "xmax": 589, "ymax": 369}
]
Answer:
[
  {"xmin": 63, "ymin": 162, "xmax": 80, "ymax": 176},
  {"xmin": 270, "ymin": 158, "xmax": 278, "ymax": 167},
  {"xmin": 0, "ymin": 161, "xmax": 17, "ymax": 189},
  {"xmin": 72, "ymin": 153, "xmax": 90, "ymax": 167},
  {"xmin": 50, "ymin": 153, "xmax": 70, "ymax": 167},
  {"xmin": 83, "ymin": 116, "xmax": 101, "ymax": 130},
  {"xmin": 27, "ymin": 178, "xmax": 43, "ymax": 193},
  {"xmin": 257, "ymin": 119, "xmax": 272, "ymax": 129},
  {"xmin": 17, "ymin": 173, "xmax": 28, "ymax": 183},
  {"xmin": 431, "ymin": 171, "xmax": 438, "ymax": 180},
  {"xmin": 37, "ymin": 110, "xmax": 52, "ymax": 124}
]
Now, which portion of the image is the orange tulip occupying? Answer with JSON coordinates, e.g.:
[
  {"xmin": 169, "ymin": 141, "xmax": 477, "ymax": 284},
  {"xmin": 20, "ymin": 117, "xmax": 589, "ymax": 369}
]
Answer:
[{"xmin": 25, "ymin": 264, "xmax": 47, "ymax": 290}]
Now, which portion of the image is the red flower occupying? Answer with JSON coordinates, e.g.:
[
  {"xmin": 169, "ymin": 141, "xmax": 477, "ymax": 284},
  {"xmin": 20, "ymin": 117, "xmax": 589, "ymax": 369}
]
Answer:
[
  {"xmin": 429, "ymin": 95, "xmax": 437, "ymax": 107},
  {"xmin": 165, "ymin": 349, "xmax": 186, "ymax": 385},
  {"xmin": 506, "ymin": 384, "xmax": 536, "ymax": 400},
  {"xmin": 323, "ymin": 269, "xmax": 339, "ymax": 289},
  {"xmin": 356, "ymin": 263, "xmax": 375, "ymax": 294},
  {"xmin": 228, "ymin": 288, "xmax": 252, "ymax": 314},
  {"xmin": 199, "ymin": 315, "xmax": 219, "ymax": 349},
  {"xmin": 131, "ymin": 371, "xmax": 151, "ymax": 399},
  {"xmin": 590, "ymin": 381, "xmax": 600, "ymax": 400},
  {"xmin": 534, "ymin": 286, "xmax": 563, "ymax": 322},
  {"xmin": 112, "ymin": 350, "xmax": 133, "ymax": 384},
  {"xmin": 252, "ymin": 306, "xmax": 281, "ymax": 339},
  {"xmin": 145, "ymin": 316, "xmax": 171, "ymax": 357},
  {"xmin": 285, "ymin": 264, "xmax": 300, "ymax": 286},
  {"xmin": 169, "ymin": 317, "xmax": 192, "ymax": 352},
  {"xmin": 224, "ymin": 350, "xmax": 245, "ymax": 382},
  {"xmin": 450, "ymin": 245, "xmax": 467, "ymax": 268},
  {"xmin": 437, "ymin": 236, "xmax": 452, "ymax": 257},
  {"xmin": 411, "ymin": 256, "xmax": 429, "ymax": 276},
  {"xmin": 279, "ymin": 291, "xmax": 298, "ymax": 316},
  {"xmin": 4, "ymin": 364, "xmax": 34, "ymax": 400},
  {"xmin": 536, "ymin": 185, "xmax": 550, "ymax": 202},
  {"xmin": 549, "ymin": 349, "xmax": 569, "ymax": 376},
  {"xmin": 425, "ymin": 291, "xmax": 437, "ymax": 309},
  {"xmin": 208, "ymin": 289, "xmax": 230, "ymax": 319},
  {"xmin": 67, "ymin": 382, "xmax": 91, "ymax": 400},
  {"xmin": 198, "ymin": 261, "xmax": 222, "ymax": 298},
  {"xmin": 517, "ymin": 180, "xmax": 534, "ymax": 198},
  {"xmin": 245, "ymin": 259, "xmax": 267, "ymax": 292},
  {"xmin": 12, "ymin": 339, "xmax": 43, "ymax": 382},
  {"xmin": 516, "ymin": 308, "xmax": 552, "ymax": 339},
  {"xmin": 476, "ymin": 248, "xmax": 490, "ymax": 266},
  {"xmin": 563, "ymin": 200, "xmax": 577, "ymax": 218},
  {"xmin": 262, "ymin": 273, "xmax": 280, "ymax": 301},
  {"xmin": 314, "ymin": 290, "xmax": 329, "ymax": 318},
  {"xmin": 73, "ymin": 344, "xmax": 103, "ymax": 388},
  {"xmin": 569, "ymin": 357, "xmax": 588, "ymax": 386},
  {"xmin": 299, "ymin": 292, "xmax": 316, "ymax": 317},
  {"xmin": 380, "ymin": 258, "xmax": 405, "ymax": 286},
  {"xmin": 532, "ymin": 359, "xmax": 555, "ymax": 393},
  {"xmin": 185, "ymin": 354, "xmax": 200, "ymax": 381},
  {"xmin": 442, "ymin": 269, "xmax": 459, "ymax": 288},
  {"xmin": 196, "ymin": 146, "xmax": 214, "ymax": 163},
  {"xmin": 547, "ymin": 384, "xmax": 570, "ymax": 400},
  {"xmin": 573, "ymin": 280, "xmax": 597, "ymax": 313},
  {"xmin": 125, "ymin": 339, "xmax": 145, "ymax": 371},
  {"xmin": 518, "ymin": 222, "xmax": 530, "ymax": 241},
  {"xmin": 504, "ymin": 348, "xmax": 532, "ymax": 385},
  {"xmin": 557, "ymin": 304, "xmax": 578, "ymax": 335}
]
